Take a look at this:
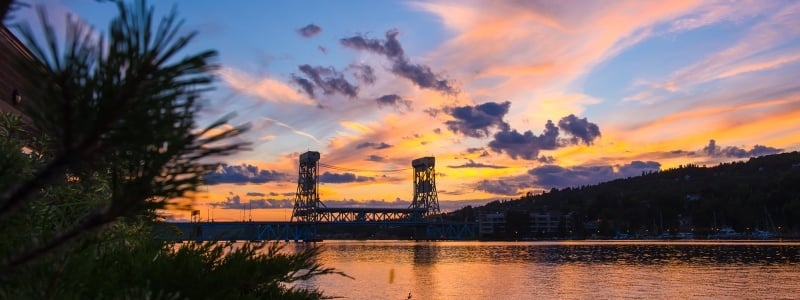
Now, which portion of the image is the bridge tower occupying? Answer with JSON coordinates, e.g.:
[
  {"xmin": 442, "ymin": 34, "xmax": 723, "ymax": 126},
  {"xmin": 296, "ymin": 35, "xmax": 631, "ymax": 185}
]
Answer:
[
  {"xmin": 409, "ymin": 157, "xmax": 440, "ymax": 216},
  {"xmin": 291, "ymin": 151, "xmax": 325, "ymax": 222}
]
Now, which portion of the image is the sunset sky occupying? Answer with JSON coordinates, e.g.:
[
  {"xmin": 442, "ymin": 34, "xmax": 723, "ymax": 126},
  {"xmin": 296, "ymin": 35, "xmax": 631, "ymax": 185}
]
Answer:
[{"xmin": 16, "ymin": 0, "xmax": 800, "ymax": 221}]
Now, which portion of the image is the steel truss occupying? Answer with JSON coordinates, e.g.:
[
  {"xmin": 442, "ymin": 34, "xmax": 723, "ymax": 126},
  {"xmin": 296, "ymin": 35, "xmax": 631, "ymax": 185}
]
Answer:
[
  {"xmin": 291, "ymin": 151, "xmax": 326, "ymax": 222},
  {"xmin": 290, "ymin": 151, "xmax": 442, "ymax": 224},
  {"xmin": 409, "ymin": 157, "xmax": 440, "ymax": 216},
  {"xmin": 315, "ymin": 207, "xmax": 428, "ymax": 223}
]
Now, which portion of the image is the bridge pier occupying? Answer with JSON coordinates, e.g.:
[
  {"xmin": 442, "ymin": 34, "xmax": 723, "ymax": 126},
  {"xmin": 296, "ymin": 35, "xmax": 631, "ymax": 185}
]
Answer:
[
  {"xmin": 409, "ymin": 157, "xmax": 440, "ymax": 217},
  {"xmin": 289, "ymin": 151, "xmax": 443, "ymax": 224},
  {"xmin": 154, "ymin": 222, "xmax": 321, "ymax": 242},
  {"xmin": 154, "ymin": 220, "xmax": 477, "ymax": 242},
  {"xmin": 154, "ymin": 152, "xmax": 476, "ymax": 242},
  {"xmin": 291, "ymin": 151, "xmax": 324, "ymax": 223}
]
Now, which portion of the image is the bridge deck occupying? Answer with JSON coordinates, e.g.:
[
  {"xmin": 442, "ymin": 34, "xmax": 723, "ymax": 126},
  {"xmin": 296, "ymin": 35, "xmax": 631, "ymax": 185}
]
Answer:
[
  {"xmin": 155, "ymin": 220, "xmax": 477, "ymax": 241},
  {"xmin": 314, "ymin": 207, "xmax": 427, "ymax": 223},
  {"xmin": 155, "ymin": 221, "xmax": 320, "ymax": 242},
  {"xmin": 317, "ymin": 207, "xmax": 425, "ymax": 213}
]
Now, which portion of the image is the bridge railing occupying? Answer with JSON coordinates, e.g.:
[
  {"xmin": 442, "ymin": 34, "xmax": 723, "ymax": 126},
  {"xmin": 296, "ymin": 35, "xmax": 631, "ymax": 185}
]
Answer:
[
  {"xmin": 154, "ymin": 222, "xmax": 320, "ymax": 242},
  {"xmin": 315, "ymin": 207, "xmax": 428, "ymax": 223},
  {"xmin": 154, "ymin": 220, "xmax": 478, "ymax": 241}
]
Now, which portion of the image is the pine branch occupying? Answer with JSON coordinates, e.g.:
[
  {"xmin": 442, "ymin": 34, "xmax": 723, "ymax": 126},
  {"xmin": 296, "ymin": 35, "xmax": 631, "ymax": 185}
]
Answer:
[
  {"xmin": 3, "ymin": 210, "xmax": 111, "ymax": 268},
  {"xmin": 1, "ymin": 0, "xmax": 248, "ymax": 268}
]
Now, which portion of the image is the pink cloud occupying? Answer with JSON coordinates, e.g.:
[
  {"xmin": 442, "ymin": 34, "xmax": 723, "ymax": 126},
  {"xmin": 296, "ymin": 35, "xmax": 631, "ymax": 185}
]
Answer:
[
  {"xmin": 630, "ymin": 2, "xmax": 800, "ymax": 101},
  {"xmin": 416, "ymin": 0, "xmax": 709, "ymax": 89},
  {"xmin": 217, "ymin": 67, "xmax": 316, "ymax": 106},
  {"xmin": 411, "ymin": 0, "xmax": 725, "ymax": 128}
]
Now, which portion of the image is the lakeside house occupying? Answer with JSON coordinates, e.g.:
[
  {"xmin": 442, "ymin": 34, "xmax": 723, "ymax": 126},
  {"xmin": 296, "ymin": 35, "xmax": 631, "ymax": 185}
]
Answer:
[
  {"xmin": 478, "ymin": 211, "xmax": 505, "ymax": 237},
  {"xmin": 0, "ymin": 25, "xmax": 33, "ymax": 118}
]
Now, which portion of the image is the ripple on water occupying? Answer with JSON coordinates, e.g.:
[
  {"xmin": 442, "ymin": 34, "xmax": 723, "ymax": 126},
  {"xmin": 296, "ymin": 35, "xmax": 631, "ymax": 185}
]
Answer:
[{"xmin": 291, "ymin": 240, "xmax": 800, "ymax": 299}]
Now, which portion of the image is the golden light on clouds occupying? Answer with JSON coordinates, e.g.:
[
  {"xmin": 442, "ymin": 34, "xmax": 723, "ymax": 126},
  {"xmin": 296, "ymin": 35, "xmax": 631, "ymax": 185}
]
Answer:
[{"xmin": 39, "ymin": 0, "xmax": 791, "ymax": 221}]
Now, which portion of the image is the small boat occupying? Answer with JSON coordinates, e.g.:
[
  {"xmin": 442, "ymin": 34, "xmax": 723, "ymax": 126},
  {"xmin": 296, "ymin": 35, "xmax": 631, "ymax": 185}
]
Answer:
[
  {"xmin": 752, "ymin": 230, "xmax": 771, "ymax": 239},
  {"xmin": 709, "ymin": 226, "xmax": 742, "ymax": 239}
]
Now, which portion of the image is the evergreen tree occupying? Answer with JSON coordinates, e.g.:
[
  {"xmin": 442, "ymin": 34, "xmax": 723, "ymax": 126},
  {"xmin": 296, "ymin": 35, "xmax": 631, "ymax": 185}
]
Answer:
[{"xmin": 1, "ymin": 1, "xmax": 345, "ymax": 298}]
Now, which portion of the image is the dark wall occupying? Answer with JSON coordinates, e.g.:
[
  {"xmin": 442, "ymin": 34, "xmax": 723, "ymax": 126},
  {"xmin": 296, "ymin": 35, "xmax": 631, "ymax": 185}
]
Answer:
[{"xmin": 0, "ymin": 25, "xmax": 32, "ymax": 117}]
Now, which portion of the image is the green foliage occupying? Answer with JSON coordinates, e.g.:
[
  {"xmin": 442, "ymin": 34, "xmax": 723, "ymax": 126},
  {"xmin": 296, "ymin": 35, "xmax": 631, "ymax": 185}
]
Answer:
[
  {"xmin": 454, "ymin": 152, "xmax": 800, "ymax": 238},
  {"xmin": 3, "ymin": 217, "xmax": 345, "ymax": 299},
  {"xmin": 0, "ymin": 113, "xmax": 34, "ymax": 192},
  {"xmin": 1, "ymin": 0, "xmax": 248, "ymax": 266},
  {"xmin": 140, "ymin": 242, "xmax": 343, "ymax": 299},
  {"xmin": 1, "ymin": 1, "xmax": 343, "ymax": 298},
  {"xmin": 7, "ymin": 0, "xmax": 246, "ymax": 218}
]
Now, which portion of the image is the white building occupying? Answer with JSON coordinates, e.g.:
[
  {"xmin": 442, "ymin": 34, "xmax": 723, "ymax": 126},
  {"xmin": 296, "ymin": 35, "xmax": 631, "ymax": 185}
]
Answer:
[
  {"xmin": 529, "ymin": 212, "xmax": 567, "ymax": 234},
  {"xmin": 478, "ymin": 212, "xmax": 506, "ymax": 237}
]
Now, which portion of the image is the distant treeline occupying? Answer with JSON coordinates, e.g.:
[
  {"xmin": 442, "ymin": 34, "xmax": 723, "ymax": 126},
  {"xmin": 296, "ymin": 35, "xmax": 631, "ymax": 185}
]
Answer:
[{"xmin": 445, "ymin": 152, "xmax": 800, "ymax": 238}]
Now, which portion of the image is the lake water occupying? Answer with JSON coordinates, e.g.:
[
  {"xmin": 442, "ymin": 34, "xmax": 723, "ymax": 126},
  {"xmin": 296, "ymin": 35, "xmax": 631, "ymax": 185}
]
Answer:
[{"xmin": 289, "ymin": 240, "xmax": 800, "ymax": 299}]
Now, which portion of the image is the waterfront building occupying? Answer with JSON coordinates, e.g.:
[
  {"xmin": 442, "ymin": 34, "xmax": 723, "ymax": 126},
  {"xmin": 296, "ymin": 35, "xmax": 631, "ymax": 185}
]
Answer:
[
  {"xmin": 0, "ymin": 25, "xmax": 32, "ymax": 117},
  {"xmin": 478, "ymin": 211, "xmax": 505, "ymax": 237},
  {"xmin": 528, "ymin": 212, "xmax": 561, "ymax": 235}
]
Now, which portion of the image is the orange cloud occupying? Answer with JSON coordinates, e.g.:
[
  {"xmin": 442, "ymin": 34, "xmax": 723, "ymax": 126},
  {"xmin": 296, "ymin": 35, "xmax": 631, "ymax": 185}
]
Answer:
[
  {"xmin": 178, "ymin": 1, "xmax": 800, "ymax": 215},
  {"xmin": 217, "ymin": 67, "xmax": 316, "ymax": 105},
  {"xmin": 410, "ymin": 0, "xmax": 742, "ymax": 146}
]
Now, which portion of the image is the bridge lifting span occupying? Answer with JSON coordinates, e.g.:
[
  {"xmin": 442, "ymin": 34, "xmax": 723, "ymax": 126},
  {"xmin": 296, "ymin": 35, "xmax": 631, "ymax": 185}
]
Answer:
[
  {"xmin": 155, "ymin": 220, "xmax": 477, "ymax": 242},
  {"xmin": 291, "ymin": 151, "xmax": 440, "ymax": 223},
  {"xmin": 156, "ymin": 152, "xmax": 475, "ymax": 242}
]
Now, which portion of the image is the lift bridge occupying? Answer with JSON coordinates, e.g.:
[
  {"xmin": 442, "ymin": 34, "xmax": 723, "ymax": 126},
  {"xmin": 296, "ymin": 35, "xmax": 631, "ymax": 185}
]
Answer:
[
  {"xmin": 156, "ymin": 151, "xmax": 476, "ymax": 242},
  {"xmin": 291, "ymin": 151, "xmax": 439, "ymax": 223}
]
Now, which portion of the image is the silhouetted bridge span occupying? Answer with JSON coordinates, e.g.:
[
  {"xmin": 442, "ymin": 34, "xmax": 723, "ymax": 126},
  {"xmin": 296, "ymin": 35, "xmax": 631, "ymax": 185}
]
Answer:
[
  {"xmin": 155, "ymin": 221, "xmax": 476, "ymax": 242},
  {"xmin": 156, "ymin": 151, "xmax": 477, "ymax": 241}
]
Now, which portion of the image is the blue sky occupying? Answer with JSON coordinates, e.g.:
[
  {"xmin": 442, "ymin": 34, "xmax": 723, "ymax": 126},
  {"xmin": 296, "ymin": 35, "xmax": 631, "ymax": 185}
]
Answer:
[{"xmin": 13, "ymin": 0, "xmax": 800, "ymax": 220}]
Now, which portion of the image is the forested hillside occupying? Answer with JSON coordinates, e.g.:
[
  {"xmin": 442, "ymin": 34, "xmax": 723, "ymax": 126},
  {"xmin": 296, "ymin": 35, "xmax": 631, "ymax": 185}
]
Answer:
[{"xmin": 448, "ymin": 152, "xmax": 800, "ymax": 237}]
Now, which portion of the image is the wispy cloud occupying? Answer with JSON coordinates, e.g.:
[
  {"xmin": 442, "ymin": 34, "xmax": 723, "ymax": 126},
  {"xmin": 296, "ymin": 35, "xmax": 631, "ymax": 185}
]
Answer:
[
  {"xmin": 341, "ymin": 29, "xmax": 458, "ymax": 94},
  {"xmin": 375, "ymin": 94, "xmax": 412, "ymax": 110},
  {"xmin": 355, "ymin": 141, "xmax": 393, "ymax": 150},
  {"xmin": 320, "ymin": 172, "xmax": 375, "ymax": 184},
  {"xmin": 97, "ymin": 0, "xmax": 800, "ymax": 208},
  {"xmin": 702, "ymin": 139, "xmax": 782, "ymax": 158},
  {"xmin": 474, "ymin": 178, "xmax": 529, "ymax": 196},
  {"xmin": 448, "ymin": 160, "xmax": 507, "ymax": 169},
  {"xmin": 527, "ymin": 161, "xmax": 661, "ymax": 189},
  {"xmin": 218, "ymin": 67, "xmax": 316, "ymax": 106},
  {"xmin": 413, "ymin": 0, "xmax": 709, "ymax": 106},
  {"xmin": 205, "ymin": 164, "xmax": 288, "ymax": 185},
  {"xmin": 291, "ymin": 64, "xmax": 359, "ymax": 99},
  {"xmin": 262, "ymin": 117, "xmax": 322, "ymax": 144},
  {"xmin": 626, "ymin": 2, "xmax": 800, "ymax": 103}
]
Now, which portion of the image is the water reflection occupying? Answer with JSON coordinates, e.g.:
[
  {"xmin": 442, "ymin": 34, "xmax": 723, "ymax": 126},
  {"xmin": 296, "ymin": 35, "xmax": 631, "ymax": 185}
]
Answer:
[
  {"xmin": 524, "ymin": 243, "xmax": 800, "ymax": 266},
  {"xmin": 320, "ymin": 241, "xmax": 800, "ymax": 265},
  {"xmin": 411, "ymin": 243, "xmax": 438, "ymax": 300},
  {"xmin": 412, "ymin": 242, "xmax": 439, "ymax": 265},
  {"xmin": 304, "ymin": 241, "xmax": 800, "ymax": 299}
]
